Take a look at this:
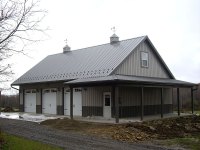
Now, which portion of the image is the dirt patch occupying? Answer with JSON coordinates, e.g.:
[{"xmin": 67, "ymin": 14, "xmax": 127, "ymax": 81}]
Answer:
[{"xmin": 41, "ymin": 115, "xmax": 200, "ymax": 142}]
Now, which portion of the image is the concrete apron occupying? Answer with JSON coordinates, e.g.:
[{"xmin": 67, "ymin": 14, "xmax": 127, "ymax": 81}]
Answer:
[{"xmin": 1, "ymin": 112, "xmax": 193, "ymax": 124}]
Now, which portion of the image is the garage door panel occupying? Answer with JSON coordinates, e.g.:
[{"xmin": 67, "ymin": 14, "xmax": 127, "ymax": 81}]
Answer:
[
  {"xmin": 24, "ymin": 90, "xmax": 36, "ymax": 113},
  {"xmin": 64, "ymin": 88, "xmax": 82, "ymax": 116},
  {"xmin": 64, "ymin": 90, "xmax": 70, "ymax": 116},
  {"xmin": 42, "ymin": 89, "xmax": 57, "ymax": 114}
]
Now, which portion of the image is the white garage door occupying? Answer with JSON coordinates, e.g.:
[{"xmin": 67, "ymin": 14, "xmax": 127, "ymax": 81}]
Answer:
[
  {"xmin": 64, "ymin": 88, "xmax": 82, "ymax": 116},
  {"xmin": 42, "ymin": 89, "xmax": 57, "ymax": 114},
  {"xmin": 24, "ymin": 89, "xmax": 36, "ymax": 113},
  {"xmin": 73, "ymin": 88, "xmax": 82, "ymax": 116}
]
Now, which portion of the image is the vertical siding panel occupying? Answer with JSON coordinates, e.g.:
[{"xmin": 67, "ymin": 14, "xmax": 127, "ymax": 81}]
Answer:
[
  {"xmin": 114, "ymin": 41, "xmax": 169, "ymax": 78},
  {"xmin": 82, "ymin": 86, "xmax": 111, "ymax": 107}
]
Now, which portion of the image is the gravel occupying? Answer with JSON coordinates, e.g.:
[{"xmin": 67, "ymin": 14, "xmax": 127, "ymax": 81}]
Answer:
[{"xmin": 0, "ymin": 118, "xmax": 179, "ymax": 150}]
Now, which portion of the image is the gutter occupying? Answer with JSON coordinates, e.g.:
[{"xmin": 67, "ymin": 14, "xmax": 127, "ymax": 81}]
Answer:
[{"xmin": 11, "ymin": 85, "xmax": 19, "ymax": 91}]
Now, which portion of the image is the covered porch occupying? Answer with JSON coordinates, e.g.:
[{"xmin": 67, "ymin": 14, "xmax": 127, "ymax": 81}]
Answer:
[{"xmin": 65, "ymin": 75, "xmax": 196, "ymax": 123}]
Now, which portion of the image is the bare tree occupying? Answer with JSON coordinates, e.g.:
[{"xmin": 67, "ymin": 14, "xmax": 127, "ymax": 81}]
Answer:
[{"xmin": 0, "ymin": 0, "xmax": 46, "ymax": 83}]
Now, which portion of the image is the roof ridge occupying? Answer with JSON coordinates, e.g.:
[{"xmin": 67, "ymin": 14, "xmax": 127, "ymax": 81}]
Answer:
[
  {"xmin": 71, "ymin": 35, "xmax": 147, "ymax": 52},
  {"xmin": 50, "ymin": 35, "xmax": 147, "ymax": 56}
]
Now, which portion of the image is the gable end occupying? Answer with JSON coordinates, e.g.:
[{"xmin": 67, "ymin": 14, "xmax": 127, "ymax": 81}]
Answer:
[{"xmin": 112, "ymin": 37, "xmax": 174, "ymax": 79}]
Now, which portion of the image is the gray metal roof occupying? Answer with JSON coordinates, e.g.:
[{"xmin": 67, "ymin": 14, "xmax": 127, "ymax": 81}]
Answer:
[
  {"xmin": 66, "ymin": 75, "xmax": 195, "ymax": 87},
  {"xmin": 12, "ymin": 36, "xmax": 146, "ymax": 85}
]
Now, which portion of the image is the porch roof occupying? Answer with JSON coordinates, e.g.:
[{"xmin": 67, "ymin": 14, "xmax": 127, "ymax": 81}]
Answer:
[{"xmin": 65, "ymin": 75, "xmax": 195, "ymax": 87}]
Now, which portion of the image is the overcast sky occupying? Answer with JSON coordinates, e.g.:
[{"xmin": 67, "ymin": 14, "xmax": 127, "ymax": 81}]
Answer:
[{"xmin": 3, "ymin": 0, "xmax": 200, "ymax": 94}]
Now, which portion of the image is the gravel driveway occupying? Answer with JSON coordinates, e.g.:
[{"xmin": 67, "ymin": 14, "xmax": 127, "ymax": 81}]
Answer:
[{"xmin": 0, "ymin": 118, "xmax": 177, "ymax": 150}]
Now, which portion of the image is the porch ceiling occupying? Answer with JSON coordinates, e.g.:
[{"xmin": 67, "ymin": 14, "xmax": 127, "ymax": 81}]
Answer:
[{"xmin": 65, "ymin": 75, "xmax": 196, "ymax": 87}]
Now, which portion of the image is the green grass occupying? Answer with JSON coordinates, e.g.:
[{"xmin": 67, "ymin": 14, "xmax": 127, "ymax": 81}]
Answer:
[
  {"xmin": 1, "ymin": 132, "xmax": 63, "ymax": 150},
  {"xmin": 159, "ymin": 135, "xmax": 200, "ymax": 150},
  {"xmin": 195, "ymin": 111, "xmax": 200, "ymax": 115}
]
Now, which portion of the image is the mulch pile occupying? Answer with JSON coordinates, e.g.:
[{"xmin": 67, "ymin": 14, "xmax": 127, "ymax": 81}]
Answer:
[
  {"xmin": 1, "ymin": 106, "xmax": 14, "ymax": 112},
  {"xmin": 109, "ymin": 115, "xmax": 200, "ymax": 142},
  {"xmin": 41, "ymin": 115, "xmax": 200, "ymax": 142}
]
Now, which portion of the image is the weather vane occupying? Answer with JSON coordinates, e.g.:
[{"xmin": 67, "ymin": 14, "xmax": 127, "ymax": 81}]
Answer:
[
  {"xmin": 64, "ymin": 38, "xmax": 68, "ymax": 45},
  {"xmin": 111, "ymin": 26, "xmax": 116, "ymax": 34}
]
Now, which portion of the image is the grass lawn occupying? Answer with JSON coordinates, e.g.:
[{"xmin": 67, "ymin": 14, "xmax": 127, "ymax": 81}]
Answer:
[
  {"xmin": 159, "ymin": 134, "xmax": 200, "ymax": 150},
  {"xmin": 195, "ymin": 111, "xmax": 200, "ymax": 115},
  {"xmin": 0, "ymin": 132, "xmax": 63, "ymax": 150}
]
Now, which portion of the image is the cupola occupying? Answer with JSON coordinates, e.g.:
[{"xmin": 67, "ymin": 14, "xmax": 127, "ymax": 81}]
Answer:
[
  {"xmin": 63, "ymin": 39, "xmax": 71, "ymax": 53},
  {"xmin": 110, "ymin": 27, "xmax": 119, "ymax": 44},
  {"xmin": 110, "ymin": 33, "xmax": 119, "ymax": 44}
]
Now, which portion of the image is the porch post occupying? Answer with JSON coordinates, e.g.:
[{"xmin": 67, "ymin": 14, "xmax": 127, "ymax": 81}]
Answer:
[
  {"xmin": 141, "ymin": 87, "xmax": 144, "ymax": 121},
  {"xmin": 111, "ymin": 86, "xmax": 115, "ymax": 117},
  {"xmin": 115, "ymin": 86, "xmax": 119, "ymax": 123},
  {"xmin": 40, "ymin": 89, "xmax": 43, "ymax": 114},
  {"xmin": 177, "ymin": 88, "xmax": 180, "ymax": 116},
  {"xmin": 191, "ymin": 88, "xmax": 194, "ymax": 114},
  {"xmin": 161, "ymin": 88, "xmax": 163, "ymax": 118},
  {"xmin": 22, "ymin": 89, "xmax": 25, "ymax": 112},
  {"xmin": 70, "ymin": 86, "xmax": 73, "ymax": 119},
  {"xmin": 62, "ymin": 87, "xmax": 64, "ymax": 115}
]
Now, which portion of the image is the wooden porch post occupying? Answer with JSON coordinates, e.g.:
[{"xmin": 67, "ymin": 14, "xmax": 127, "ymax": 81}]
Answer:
[
  {"xmin": 191, "ymin": 88, "xmax": 194, "ymax": 114},
  {"xmin": 22, "ymin": 89, "xmax": 25, "ymax": 112},
  {"xmin": 70, "ymin": 86, "xmax": 73, "ymax": 119},
  {"xmin": 111, "ymin": 86, "xmax": 115, "ymax": 117},
  {"xmin": 115, "ymin": 86, "xmax": 119, "ymax": 123},
  {"xmin": 161, "ymin": 88, "xmax": 163, "ymax": 118},
  {"xmin": 62, "ymin": 87, "xmax": 64, "ymax": 115},
  {"xmin": 141, "ymin": 87, "xmax": 144, "ymax": 121},
  {"xmin": 40, "ymin": 89, "xmax": 43, "ymax": 114},
  {"xmin": 177, "ymin": 88, "xmax": 180, "ymax": 116}
]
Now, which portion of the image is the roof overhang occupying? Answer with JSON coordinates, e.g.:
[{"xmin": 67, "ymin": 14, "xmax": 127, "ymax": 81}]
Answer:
[
  {"xmin": 65, "ymin": 75, "xmax": 196, "ymax": 88},
  {"xmin": 11, "ymin": 79, "xmax": 74, "ymax": 86}
]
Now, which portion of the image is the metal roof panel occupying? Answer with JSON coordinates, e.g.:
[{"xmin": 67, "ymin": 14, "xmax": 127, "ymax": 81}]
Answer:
[
  {"xmin": 12, "ymin": 36, "xmax": 146, "ymax": 85},
  {"xmin": 66, "ymin": 75, "xmax": 195, "ymax": 87}
]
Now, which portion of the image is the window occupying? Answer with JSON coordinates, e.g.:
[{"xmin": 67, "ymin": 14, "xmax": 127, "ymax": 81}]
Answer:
[
  {"xmin": 32, "ymin": 89, "xmax": 36, "ymax": 93},
  {"xmin": 51, "ymin": 89, "xmax": 57, "ymax": 93},
  {"xmin": 75, "ymin": 88, "xmax": 82, "ymax": 92},
  {"xmin": 141, "ymin": 52, "xmax": 149, "ymax": 67},
  {"xmin": 104, "ymin": 95, "xmax": 111, "ymax": 106},
  {"xmin": 25, "ymin": 90, "xmax": 31, "ymax": 94},
  {"xmin": 43, "ymin": 89, "xmax": 50, "ymax": 93}
]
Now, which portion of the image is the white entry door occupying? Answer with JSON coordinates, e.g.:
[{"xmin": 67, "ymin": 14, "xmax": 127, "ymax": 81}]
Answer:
[
  {"xmin": 64, "ymin": 88, "xmax": 70, "ymax": 116},
  {"xmin": 24, "ymin": 89, "xmax": 36, "ymax": 113},
  {"xmin": 42, "ymin": 89, "xmax": 57, "ymax": 114},
  {"xmin": 73, "ymin": 88, "xmax": 82, "ymax": 116},
  {"xmin": 103, "ymin": 92, "xmax": 111, "ymax": 118}
]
